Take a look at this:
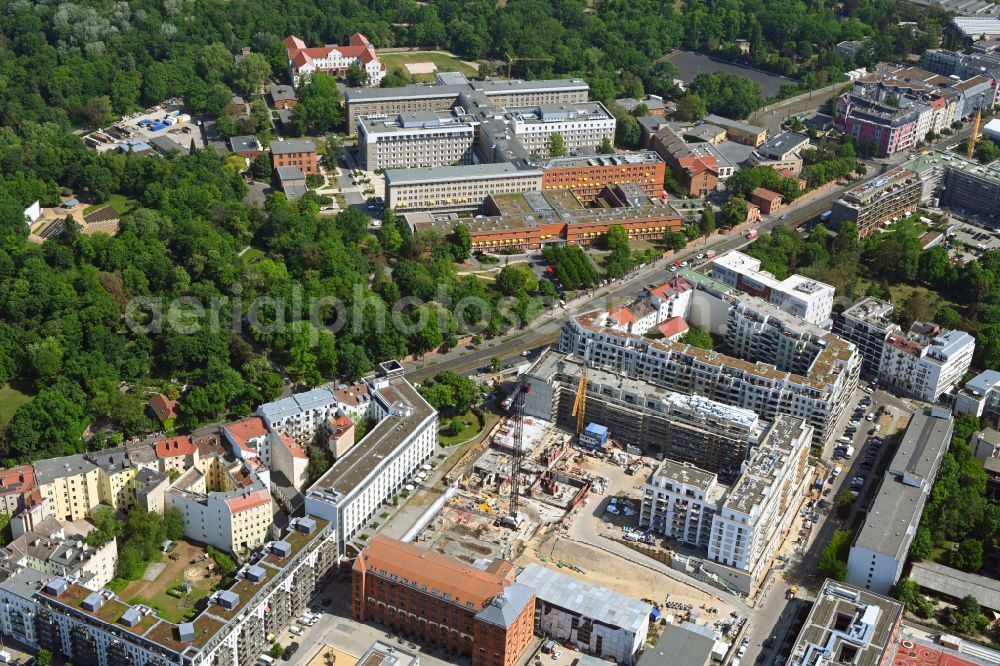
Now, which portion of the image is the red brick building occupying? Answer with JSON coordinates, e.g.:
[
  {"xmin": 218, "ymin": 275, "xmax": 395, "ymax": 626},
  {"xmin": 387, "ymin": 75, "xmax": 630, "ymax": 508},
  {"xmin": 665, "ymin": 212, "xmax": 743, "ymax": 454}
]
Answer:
[
  {"xmin": 750, "ymin": 187, "xmax": 783, "ymax": 215},
  {"xmin": 353, "ymin": 536, "xmax": 536, "ymax": 666},
  {"xmin": 541, "ymin": 152, "xmax": 666, "ymax": 203},
  {"xmin": 270, "ymin": 139, "xmax": 318, "ymax": 175}
]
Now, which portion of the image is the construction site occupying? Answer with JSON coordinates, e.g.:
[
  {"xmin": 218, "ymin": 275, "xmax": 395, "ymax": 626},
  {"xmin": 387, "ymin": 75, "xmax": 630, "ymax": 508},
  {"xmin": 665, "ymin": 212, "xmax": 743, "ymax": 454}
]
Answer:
[{"xmin": 413, "ymin": 382, "xmax": 602, "ymax": 563}]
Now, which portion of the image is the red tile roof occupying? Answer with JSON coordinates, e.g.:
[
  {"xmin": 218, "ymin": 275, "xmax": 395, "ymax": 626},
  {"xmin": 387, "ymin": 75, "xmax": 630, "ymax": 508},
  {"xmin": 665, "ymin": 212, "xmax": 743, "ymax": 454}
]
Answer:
[
  {"xmin": 154, "ymin": 436, "xmax": 197, "ymax": 459},
  {"xmin": 658, "ymin": 317, "xmax": 689, "ymax": 339},
  {"xmin": 607, "ymin": 307, "xmax": 637, "ymax": 327},
  {"xmin": 223, "ymin": 417, "xmax": 269, "ymax": 453},
  {"xmin": 0, "ymin": 466, "xmax": 36, "ymax": 496},
  {"xmin": 649, "ymin": 277, "xmax": 691, "ymax": 299},
  {"xmin": 886, "ymin": 333, "xmax": 924, "ymax": 356},
  {"xmin": 279, "ymin": 432, "xmax": 308, "ymax": 459},
  {"xmin": 751, "ymin": 187, "xmax": 782, "ymax": 202},
  {"xmin": 225, "ymin": 489, "xmax": 271, "ymax": 514},
  {"xmin": 148, "ymin": 393, "xmax": 179, "ymax": 423},
  {"xmin": 284, "ymin": 33, "xmax": 383, "ymax": 74}
]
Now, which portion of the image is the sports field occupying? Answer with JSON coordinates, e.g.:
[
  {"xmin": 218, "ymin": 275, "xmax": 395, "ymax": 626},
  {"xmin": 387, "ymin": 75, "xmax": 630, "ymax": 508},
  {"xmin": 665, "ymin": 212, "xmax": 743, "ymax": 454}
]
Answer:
[{"xmin": 378, "ymin": 51, "xmax": 478, "ymax": 81}]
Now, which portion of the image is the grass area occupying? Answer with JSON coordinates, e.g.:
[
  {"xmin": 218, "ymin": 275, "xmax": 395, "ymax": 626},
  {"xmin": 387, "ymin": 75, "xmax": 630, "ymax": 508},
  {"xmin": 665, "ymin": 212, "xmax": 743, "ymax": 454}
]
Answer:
[
  {"xmin": 886, "ymin": 283, "xmax": 953, "ymax": 312},
  {"xmin": 378, "ymin": 51, "xmax": 478, "ymax": 81},
  {"xmin": 83, "ymin": 193, "xmax": 138, "ymax": 216},
  {"xmin": 439, "ymin": 411, "xmax": 485, "ymax": 446},
  {"xmin": 134, "ymin": 568, "xmax": 219, "ymax": 623},
  {"xmin": 0, "ymin": 381, "xmax": 33, "ymax": 429},
  {"xmin": 241, "ymin": 247, "xmax": 266, "ymax": 263}
]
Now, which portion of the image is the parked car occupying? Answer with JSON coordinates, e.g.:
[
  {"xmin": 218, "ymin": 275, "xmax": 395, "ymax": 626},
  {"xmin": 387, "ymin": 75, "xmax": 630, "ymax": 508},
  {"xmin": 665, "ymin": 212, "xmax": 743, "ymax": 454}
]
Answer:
[{"xmin": 552, "ymin": 651, "xmax": 563, "ymax": 660}]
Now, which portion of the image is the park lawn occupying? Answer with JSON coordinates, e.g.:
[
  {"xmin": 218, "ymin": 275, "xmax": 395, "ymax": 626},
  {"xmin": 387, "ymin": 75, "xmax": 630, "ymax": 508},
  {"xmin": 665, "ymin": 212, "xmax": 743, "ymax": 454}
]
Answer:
[
  {"xmin": 0, "ymin": 382, "xmax": 33, "ymax": 429},
  {"xmin": 378, "ymin": 51, "xmax": 478, "ymax": 81},
  {"xmin": 887, "ymin": 283, "xmax": 954, "ymax": 313},
  {"xmin": 84, "ymin": 193, "xmax": 138, "ymax": 216},
  {"xmin": 439, "ymin": 409, "xmax": 500, "ymax": 446}
]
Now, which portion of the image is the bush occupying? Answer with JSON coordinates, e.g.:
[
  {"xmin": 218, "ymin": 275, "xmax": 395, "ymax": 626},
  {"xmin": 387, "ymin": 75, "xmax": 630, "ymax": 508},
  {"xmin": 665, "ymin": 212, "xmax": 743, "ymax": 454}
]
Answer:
[
  {"xmin": 206, "ymin": 546, "xmax": 236, "ymax": 575},
  {"xmin": 380, "ymin": 512, "xmax": 390, "ymax": 519},
  {"xmin": 359, "ymin": 533, "xmax": 369, "ymax": 540}
]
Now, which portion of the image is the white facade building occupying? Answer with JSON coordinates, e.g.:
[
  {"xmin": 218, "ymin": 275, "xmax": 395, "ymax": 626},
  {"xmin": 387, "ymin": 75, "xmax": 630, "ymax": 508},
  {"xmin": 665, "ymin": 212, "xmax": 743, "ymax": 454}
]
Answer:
[
  {"xmin": 879, "ymin": 327, "xmax": 975, "ymax": 402},
  {"xmin": 710, "ymin": 251, "xmax": 835, "ymax": 325},
  {"xmin": 954, "ymin": 370, "xmax": 1000, "ymax": 421},
  {"xmin": 284, "ymin": 33, "xmax": 385, "ymax": 87},
  {"xmin": 508, "ymin": 102, "xmax": 616, "ymax": 157},
  {"xmin": 516, "ymin": 563, "xmax": 649, "ymax": 665},
  {"xmin": 358, "ymin": 111, "xmax": 478, "ymax": 170},
  {"xmin": 847, "ymin": 410, "xmax": 952, "ymax": 593},
  {"xmin": 640, "ymin": 416, "xmax": 812, "ymax": 594},
  {"xmin": 257, "ymin": 388, "xmax": 340, "ymax": 445},
  {"xmin": 305, "ymin": 361, "xmax": 437, "ymax": 551}
]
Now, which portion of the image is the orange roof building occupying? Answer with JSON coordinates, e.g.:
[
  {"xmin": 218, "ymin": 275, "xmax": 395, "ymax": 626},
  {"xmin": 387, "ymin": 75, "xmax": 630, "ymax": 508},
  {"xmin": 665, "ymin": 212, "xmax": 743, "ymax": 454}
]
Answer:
[
  {"xmin": 284, "ymin": 33, "xmax": 385, "ymax": 87},
  {"xmin": 353, "ymin": 536, "xmax": 536, "ymax": 666},
  {"xmin": 148, "ymin": 393, "xmax": 179, "ymax": 425}
]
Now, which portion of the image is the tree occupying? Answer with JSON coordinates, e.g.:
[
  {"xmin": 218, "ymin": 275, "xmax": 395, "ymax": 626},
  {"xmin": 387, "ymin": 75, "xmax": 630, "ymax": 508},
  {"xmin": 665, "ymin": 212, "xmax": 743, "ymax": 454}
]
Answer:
[
  {"xmin": 271, "ymin": 643, "xmax": 285, "ymax": 659},
  {"xmin": 918, "ymin": 245, "xmax": 951, "ymax": 285},
  {"xmin": 935, "ymin": 306, "xmax": 962, "ymax": 329},
  {"xmin": 954, "ymin": 595, "xmax": 987, "ymax": 635},
  {"xmin": 324, "ymin": 134, "xmax": 344, "ymax": 165},
  {"xmin": 599, "ymin": 136, "xmax": 614, "ymax": 154},
  {"xmin": 496, "ymin": 265, "xmax": 537, "ymax": 297},
  {"xmin": 890, "ymin": 579, "xmax": 934, "ymax": 618},
  {"xmin": 663, "ymin": 230, "xmax": 687, "ymax": 251},
  {"xmin": 698, "ymin": 208, "xmax": 716, "ymax": 238},
  {"xmin": 448, "ymin": 416, "xmax": 467, "ymax": 436},
  {"xmin": 549, "ymin": 132, "xmax": 567, "ymax": 157},
  {"xmin": 378, "ymin": 223, "xmax": 403, "ymax": 254},
  {"xmin": 87, "ymin": 507, "xmax": 124, "ymax": 546},
  {"xmin": 908, "ymin": 525, "xmax": 934, "ymax": 561},
  {"xmin": 490, "ymin": 357, "xmax": 501, "ymax": 373},
  {"xmin": 250, "ymin": 151, "xmax": 271, "ymax": 179},
  {"xmin": 232, "ymin": 53, "xmax": 271, "ymax": 96},
  {"xmin": 679, "ymin": 325, "xmax": 713, "ymax": 349},
  {"xmin": 345, "ymin": 62, "xmax": 369, "ymax": 88},
  {"xmin": 817, "ymin": 530, "xmax": 853, "ymax": 581},
  {"xmin": 36, "ymin": 649, "xmax": 53, "ymax": 666},
  {"xmin": 975, "ymin": 139, "xmax": 1000, "ymax": 165},
  {"xmin": 721, "ymin": 197, "xmax": 749, "ymax": 226},
  {"xmin": 604, "ymin": 225, "xmax": 632, "ymax": 278},
  {"xmin": 292, "ymin": 73, "xmax": 342, "ymax": 135},
  {"xmin": 690, "ymin": 73, "xmax": 765, "ymax": 119},
  {"xmin": 950, "ymin": 539, "xmax": 984, "ymax": 572},
  {"xmin": 675, "ymin": 94, "xmax": 707, "ymax": 122}
]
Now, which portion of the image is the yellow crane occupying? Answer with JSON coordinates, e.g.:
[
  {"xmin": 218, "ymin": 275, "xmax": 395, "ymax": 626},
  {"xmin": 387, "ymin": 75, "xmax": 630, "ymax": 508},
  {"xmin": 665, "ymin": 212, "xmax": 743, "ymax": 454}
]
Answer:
[
  {"xmin": 968, "ymin": 109, "xmax": 983, "ymax": 161},
  {"xmin": 571, "ymin": 368, "xmax": 588, "ymax": 435},
  {"xmin": 505, "ymin": 52, "xmax": 554, "ymax": 78}
]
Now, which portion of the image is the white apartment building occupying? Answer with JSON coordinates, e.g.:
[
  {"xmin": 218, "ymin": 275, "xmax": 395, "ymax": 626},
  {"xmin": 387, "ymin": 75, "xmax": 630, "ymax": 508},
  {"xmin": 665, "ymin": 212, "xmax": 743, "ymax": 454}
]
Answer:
[
  {"xmin": 560, "ymin": 309, "xmax": 857, "ymax": 445},
  {"xmin": 385, "ymin": 162, "xmax": 542, "ymax": 212},
  {"xmin": 257, "ymin": 387, "xmax": 340, "ymax": 445},
  {"xmin": 710, "ymin": 251, "xmax": 835, "ymax": 325},
  {"xmin": 508, "ymin": 102, "xmax": 616, "ymax": 157},
  {"xmin": 879, "ymin": 327, "xmax": 975, "ymax": 402},
  {"xmin": 4, "ymin": 517, "xmax": 118, "ymax": 592},
  {"xmin": 0, "ymin": 517, "xmax": 337, "ymax": 666},
  {"xmin": 165, "ymin": 458, "xmax": 272, "ymax": 555},
  {"xmin": 358, "ymin": 111, "xmax": 478, "ymax": 170},
  {"xmin": 954, "ymin": 369, "xmax": 1000, "ymax": 421},
  {"xmin": 305, "ymin": 361, "xmax": 438, "ymax": 551},
  {"xmin": 847, "ymin": 410, "xmax": 952, "ymax": 593},
  {"xmin": 834, "ymin": 297, "xmax": 897, "ymax": 377},
  {"xmin": 640, "ymin": 416, "xmax": 812, "ymax": 594}
]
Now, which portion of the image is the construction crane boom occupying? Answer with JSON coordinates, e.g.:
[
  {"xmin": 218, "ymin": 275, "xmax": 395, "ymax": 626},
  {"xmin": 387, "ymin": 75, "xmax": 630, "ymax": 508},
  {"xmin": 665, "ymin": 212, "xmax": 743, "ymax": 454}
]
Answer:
[
  {"xmin": 571, "ymin": 369, "xmax": 588, "ymax": 436},
  {"xmin": 968, "ymin": 109, "xmax": 983, "ymax": 161},
  {"xmin": 508, "ymin": 383, "xmax": 530, "ymax": 521}
]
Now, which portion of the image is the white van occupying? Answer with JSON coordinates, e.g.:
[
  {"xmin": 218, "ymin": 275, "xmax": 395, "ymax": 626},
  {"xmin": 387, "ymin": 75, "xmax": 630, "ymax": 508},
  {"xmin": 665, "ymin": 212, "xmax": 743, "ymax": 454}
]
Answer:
[
  {"xmin": 832, "ymin": 465, "xmax": 843, "ymax": 477},
  {"xmin": 290, "ymin": 625, "xmax": 303, "ymax": 636},
  {"xmin": 258, "ymin": 656, "xmax": 277, "ymax": 666}
]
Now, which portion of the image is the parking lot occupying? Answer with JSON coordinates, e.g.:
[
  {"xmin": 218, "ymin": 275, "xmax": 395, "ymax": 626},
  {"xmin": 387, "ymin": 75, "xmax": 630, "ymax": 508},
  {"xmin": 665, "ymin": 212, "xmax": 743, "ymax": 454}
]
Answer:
[
  {"xmin": 945, "ymin": 220, "xmax": 1000, "ymax": 263},
  {"xmin": 85, "ymin": 101, "xmax": 207, "ymax": 153}
]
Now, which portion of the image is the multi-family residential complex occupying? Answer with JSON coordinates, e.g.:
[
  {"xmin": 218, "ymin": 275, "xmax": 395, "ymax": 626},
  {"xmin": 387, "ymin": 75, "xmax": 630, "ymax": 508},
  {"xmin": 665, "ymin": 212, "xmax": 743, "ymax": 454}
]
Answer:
[
  {"xmin": 829, "ymin": 166, "xmax": 923, "ymax": 237},
  {"xmin": 352, "ymin": 536, "xmax": 536, "ymax": 666},
  {"xmin": 344, "ymin": 73, "xmax": 589, "ymax": 134},
  {"xmin": 523, "ymin": 350, "xmax": 763, "ymax": 482},
  {"xmin": 283, "ymin": 33, "xmax": 384, "ymax": 87},
  {"xmin": 847, "ymin": 409, "xmax": 952, "ymax": 593},
  {"xmin": 270, "ymin": 139, "xmax": 318, "ymax": 175},
  {"xmin": 1, "ymin": 516, "xmax": 337, "ymax": 666},
  {"xmin": 165, "ymin": 457, "xmax": 272, "ymax": 555},
  {"xmin": 639, "ymin": 416, "xmax": 813, "ymax": 595},
  {"xmin": 710, "ymin": 251, "xmax": 835, "ymax": 325},
  {"xmin": 835, "ymin": 297, "xmax": 975, "ymax": 401},
  {"xmin": 649, "ymin": 126, "xmax": 721, "ymax": 196},
  {"xmin": 516, "ymin": 563, "xmax": 650, "ymax": 664},
  {"xmin": 559, "ymin": 294, "xmax": 859, "ymax": 445},
  {"xmin": 903, "ymin": 150, "xmax": 1000, "ymax": 225},
  {"xmin": 954, "ymin": 369, "xmax": 1000, "ymax": 421},
  {"xmin": 406, "ymin": 186, "xmax": 681, "ymax": 253},
  {"xmin": 305, "ymin": 361, "xmax": 437, "ymax": 551},
  {"xmin": 34, "ymin": 455, "xmax": 104, "ymax": 523},
  {"xmin": 788, "ymin": 580, "xmax": 904, "ymax": 666},
  {"xmin": 4, "ymin": 517, "xmax": 118, "ymax": 592},
  {"xmin": 835, "ymin": 66, "xmax": 996, "ymax": 157}
]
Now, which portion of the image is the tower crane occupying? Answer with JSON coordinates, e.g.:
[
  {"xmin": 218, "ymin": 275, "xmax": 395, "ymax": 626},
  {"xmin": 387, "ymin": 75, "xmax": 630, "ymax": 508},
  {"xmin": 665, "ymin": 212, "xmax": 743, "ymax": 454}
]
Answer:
[
  {"xmin": 968, "ymin": 108, "xmax": 983, "ymax": 161},
  {"xmin": 572, "ymin": 368, "xmax": 588, "ymax": 436}
]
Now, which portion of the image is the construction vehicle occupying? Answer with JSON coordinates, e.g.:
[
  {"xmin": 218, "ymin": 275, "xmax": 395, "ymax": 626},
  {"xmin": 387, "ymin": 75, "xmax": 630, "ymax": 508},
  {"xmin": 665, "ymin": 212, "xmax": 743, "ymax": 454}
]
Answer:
[
  {"xmin": 571, "ymin": 368, "xmax": 588, "ymax": 436},
  {"xmin": 786, "ymin": 585, "xmax": 799, "ymax": 600},
  {"xmin": 968, "ymin": 109, "xmax": 983, "ymax": 161}
]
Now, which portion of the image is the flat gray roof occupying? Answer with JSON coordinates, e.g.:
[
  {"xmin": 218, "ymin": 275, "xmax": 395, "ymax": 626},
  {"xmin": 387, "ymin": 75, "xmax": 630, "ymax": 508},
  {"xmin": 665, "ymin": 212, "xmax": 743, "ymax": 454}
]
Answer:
[
  {"xmin": 311, "ymin": 378, "xmax": 434, "ymax": 500},
  {"xmin": 517, "ymin": 563, "xmax": 649, "ymax": 636},
  {"xmin": 474, "ymin": 582, "xmax": 535, "ymax": 628},
  {"xmin": 888, "ymin": 410, "xmax": 952, "ymax": 483},
  {"xmin": 269, "ymin": 139, "xmax": 315, "ymax": 155},
  {"xmin": 910, "ymin": 561, "xmax": 1000, "ymax": 611},
  {"xmin": 258, "ymin": 387, "xmax": 335, "ymax": 422},
  {"xmin": 852, "ymin": 477, "xmax": 925, "ymax": 559},
  {"xmin": 638, "ymin": 623, "xmax": 714, "ymax": 666},
  {"xmin": 34, "ymin": 454, "xmax": 98, "ymax": 484},
  {"xmin": 346, "ymin": 77, "xmax": 588, "ymax": 104},
  {"xmin": 704, "ymin": 114, "xmax": 766, "ymax": 136},
  {"xmin": 385, "ymin": 162, "xmax": 541, "ymax": 185}
]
